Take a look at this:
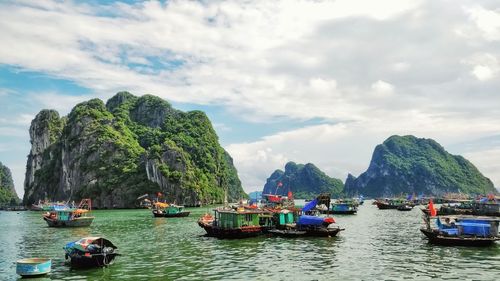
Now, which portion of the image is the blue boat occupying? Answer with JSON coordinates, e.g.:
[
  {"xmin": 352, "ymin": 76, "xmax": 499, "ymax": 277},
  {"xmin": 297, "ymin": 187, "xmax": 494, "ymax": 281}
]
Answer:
[
  {"xmin": 421, "ymin": 215, "xmax": 500, "ymax": 246},
  {"xmin": 16, "ymin": 258, "xmax": 51, "ymax": 277}
]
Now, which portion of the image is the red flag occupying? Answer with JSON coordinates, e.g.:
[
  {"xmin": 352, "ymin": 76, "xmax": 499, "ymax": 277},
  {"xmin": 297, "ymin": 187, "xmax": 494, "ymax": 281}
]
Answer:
[
  {"xmin": 428, "ymin": 199, "xmax": 437, "ymax": 217},
  {"xmin": 277, "ymin": 181, "xmax": 283, "ymax": 187},
  {"xmin": 287, "ymin": 191, "xmax": 293, "ymax": 200}
]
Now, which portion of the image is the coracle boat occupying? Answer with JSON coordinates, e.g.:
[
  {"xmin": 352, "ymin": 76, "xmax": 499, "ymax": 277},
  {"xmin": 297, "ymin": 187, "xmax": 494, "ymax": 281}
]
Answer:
[
  {"xmin": 43, "ymin": 199, "xmax": 94, "ymax": 227},
  {"xmin": 420, "ymin": 215, "xmax": 500, "ymax": 247},
  {"xmin": 198, "ymin": 207, "xmax": 274, "ymax": 239},
  {"xmin": 64, "ymin": 237, "xmax": 119, "ymax": 268},
  {"xmin": 16, "ymin": 258, "xmax": 51, "ymax": 277},
  {"xmin": 152, "ymin": 202, "xmax": 190, "ymax": 217}
]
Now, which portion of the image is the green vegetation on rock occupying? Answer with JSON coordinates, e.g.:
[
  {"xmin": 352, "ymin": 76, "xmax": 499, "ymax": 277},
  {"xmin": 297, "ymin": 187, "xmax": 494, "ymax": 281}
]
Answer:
[
  {"xmin": 24, "ymin": 92, "xmax": 246, "ymax": 208},
  {"xmin": 344, "ymin": 135, "xmax": 497, "ymax": 197},
  {"xmin": 263, "ymin": 162, "xmax": 344, "ymax": 199},
  {"xmin": 0, "ymin": 162, "xmax": 19, "ymax": 205}
]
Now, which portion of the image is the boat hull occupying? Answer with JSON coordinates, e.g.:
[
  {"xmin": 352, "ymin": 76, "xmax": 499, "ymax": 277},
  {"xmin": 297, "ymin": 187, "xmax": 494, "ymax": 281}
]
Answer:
[
  {"xmin": 67, "ymin": 253, "xmax": 118, "ymax": 268},
  {"xmin": 43, "ymin": 216, "xmax": 94, "ymax": 227},
  {"xmin": 268, "ymin": 229, "xmax": 307, "ymax": 237},
  {"xmin": 375, "ymin": 202, "xmax": 400, "ymax": 209},
  {"xmin": 329, "ymin": 210, "xmax": 357, "ymax": 215},
  {"xmin": 198, "ymin": 221, "xmax": 264, "ymax": 239},
  {"xmin": 299, "ymin": 227, "xmax": 344, "ymax": 237},
  {"xmin": 152, "ymin": 210, "xmax": 190, "ymax": 217},
  {"xmin": 269, "ymin": 227, "xmax": 344, "ymax": 238},
  {"xmin": 420, "ymin": 228, "xmax": 499, "ymax": 247}
]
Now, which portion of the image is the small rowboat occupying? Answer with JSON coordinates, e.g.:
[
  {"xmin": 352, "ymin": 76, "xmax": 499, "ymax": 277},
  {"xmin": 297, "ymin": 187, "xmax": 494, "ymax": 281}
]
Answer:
[{"xmin": 16, "ymin": 258, "xmax": 51, "ymax": 277}]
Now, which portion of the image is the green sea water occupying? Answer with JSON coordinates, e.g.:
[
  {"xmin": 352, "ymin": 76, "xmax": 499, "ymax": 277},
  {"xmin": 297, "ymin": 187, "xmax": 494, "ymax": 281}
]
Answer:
[{"xmin": 1, "ymin": 201, "xmax": 499, "ymax": 280}]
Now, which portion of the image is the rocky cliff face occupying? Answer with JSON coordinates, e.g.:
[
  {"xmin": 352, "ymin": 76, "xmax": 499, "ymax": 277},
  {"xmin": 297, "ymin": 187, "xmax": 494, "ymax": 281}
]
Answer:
[
  {"xmin": 344, "ymin": 135, "xmax": 497, "ymax": 197},
  {"xmin": 263, "ymin": 162, "xmax": 344, "ymax": 199},
  {"xmin": 0, "ymin": 162, "xmax": 18, "ymax": 205},
  {"xmin": 23, "ymin": 92, "xmax": 246, "ymax": 208}
]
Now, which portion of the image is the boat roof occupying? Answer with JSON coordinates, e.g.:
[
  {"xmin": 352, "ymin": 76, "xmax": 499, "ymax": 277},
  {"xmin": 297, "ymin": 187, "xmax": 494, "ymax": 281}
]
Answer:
[
  {"xmin": 214, "ymin": 208, "xmax": 271, "ymax": 215},
  {"xmin": 436, "ymin": 215, "xmax": 500, "ymax": 221}
]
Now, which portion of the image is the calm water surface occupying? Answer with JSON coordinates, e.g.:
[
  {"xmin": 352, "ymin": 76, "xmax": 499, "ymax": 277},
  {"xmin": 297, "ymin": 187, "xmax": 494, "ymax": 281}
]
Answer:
[{"xmin": 1, "ymin": 201, "xmax": 499, "ymax": 280}]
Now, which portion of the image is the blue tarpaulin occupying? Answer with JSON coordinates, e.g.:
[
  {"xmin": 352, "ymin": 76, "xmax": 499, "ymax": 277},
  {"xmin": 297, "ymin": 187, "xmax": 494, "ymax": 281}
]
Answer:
[
  {"xmin": 296, "ymin": 215, "xmax": 325, "ymax": 226},
  {"xmin": 302, "ymin": 199, "xmax": 318, "ymax": 212}
]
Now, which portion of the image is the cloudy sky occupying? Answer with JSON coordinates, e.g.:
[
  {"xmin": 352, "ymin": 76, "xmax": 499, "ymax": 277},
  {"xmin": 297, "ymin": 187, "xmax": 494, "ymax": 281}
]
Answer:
[{"xmin": 1, "ymin": 0, "xmax": 500, "ymax": 197}]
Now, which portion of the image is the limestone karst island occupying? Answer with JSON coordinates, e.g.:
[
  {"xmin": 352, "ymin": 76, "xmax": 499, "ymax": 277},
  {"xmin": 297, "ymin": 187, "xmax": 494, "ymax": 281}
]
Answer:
[{"xmin": 1, "ymin": 1, "xmax": 499, "ymax": 280}]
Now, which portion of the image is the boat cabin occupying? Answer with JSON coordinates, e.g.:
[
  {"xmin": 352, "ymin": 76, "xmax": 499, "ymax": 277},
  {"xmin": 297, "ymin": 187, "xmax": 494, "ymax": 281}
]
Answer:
[{"xmin": 214, "ymin": 209, "xmax": 274, "ymax": 229}]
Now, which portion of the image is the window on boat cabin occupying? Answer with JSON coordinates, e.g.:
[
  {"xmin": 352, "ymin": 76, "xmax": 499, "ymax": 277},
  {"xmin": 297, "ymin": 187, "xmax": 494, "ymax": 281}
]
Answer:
[{"xmin": 245, "ymin": 214, "xmax": 252, "ymax": 222}]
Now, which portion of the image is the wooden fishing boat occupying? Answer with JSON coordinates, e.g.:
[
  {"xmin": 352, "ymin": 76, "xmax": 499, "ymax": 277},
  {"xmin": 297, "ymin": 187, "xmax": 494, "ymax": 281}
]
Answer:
[
  {"xmin": 64, "ymin": 237, "xmax": 119, "ymax": 268},
  {"xmin": 16, "ymin": 258, "xmax": 51, "ymax": 277},
  {"xmin": 375, "ymin": 198, "xmax": 411, "ymax": 210},
  {"xmin": 420, "ymin": 228, "xmax": 499, "ymax": 247},
  {"xmin": 421, "ymin": 215, "xmax": 500, "ymax": 247},
  {"xmin": 327, "ymin": 200, "xmax": 358, "ymax": 214},
  {"xmin": 43, "ymin": 199, "xmax": 94, "ymax": 227},
  {"xmin": 198, "ymin": 207, "xmax": 274, "ymax": 239},
  {"xmin": 152, "ymin": 202, "xmax": 190, "ymax": 217}
]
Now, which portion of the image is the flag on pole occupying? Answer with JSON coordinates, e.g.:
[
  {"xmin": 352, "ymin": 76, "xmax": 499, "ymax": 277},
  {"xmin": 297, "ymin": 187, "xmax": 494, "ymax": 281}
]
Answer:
[
  {"xmin": 277, "ymin": 181, "xmax": 283, "ymax": 187},
  {"xmin": 428, "ymin": 199, "xmax": 437, "ymax": 217}
]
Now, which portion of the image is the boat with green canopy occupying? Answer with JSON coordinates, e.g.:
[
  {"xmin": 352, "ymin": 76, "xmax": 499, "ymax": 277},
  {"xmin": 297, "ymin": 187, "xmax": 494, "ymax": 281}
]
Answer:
[
  {"xmin": 152, "ymin": 202, "xmax": 190, "ymax": 217},
  {"xmin": 198, "ymin": 206, "xmax": 274, "ymax": 239}
]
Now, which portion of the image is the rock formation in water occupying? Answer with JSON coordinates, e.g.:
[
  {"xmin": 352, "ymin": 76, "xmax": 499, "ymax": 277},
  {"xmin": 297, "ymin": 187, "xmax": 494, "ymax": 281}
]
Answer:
[
  {"xmin": 344, "ymin": 135, "xmax": 497, "ymax": 197},
  {"xmin": 23, "ymin": 92, "xmax": 246, "ymax": 208},
  {"xmin": 262, "ymin": 162, "xmax": 344, "ymax": 199},
  {"xmin": 0, "ymin": 161, "xmax": 18, "ymax": 205}
]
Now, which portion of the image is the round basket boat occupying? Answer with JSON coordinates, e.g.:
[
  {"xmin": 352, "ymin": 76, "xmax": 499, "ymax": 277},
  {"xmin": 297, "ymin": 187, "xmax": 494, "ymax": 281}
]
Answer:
[{"xmin": 16, "ymin": 258, "xmax": 51, "ymax": 277}]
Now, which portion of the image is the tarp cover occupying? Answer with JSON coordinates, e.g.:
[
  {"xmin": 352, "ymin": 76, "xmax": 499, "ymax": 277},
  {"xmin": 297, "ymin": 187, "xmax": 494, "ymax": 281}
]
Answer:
[
  {"xmin": 297, "ymin": 215, "xmax": 325, "ymax": 226},
  {"xmin": 302, "ymin": 199, "xmax": 318, "ymax": 212},
  {"xmin": 64, "ymin": 237, "xmax": 116, "ymax": 253}
]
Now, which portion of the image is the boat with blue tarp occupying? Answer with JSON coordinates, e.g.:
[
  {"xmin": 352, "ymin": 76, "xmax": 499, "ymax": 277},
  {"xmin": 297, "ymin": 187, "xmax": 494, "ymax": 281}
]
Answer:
[
  {"xmin": 64, "ymin": 237, "xmax": 119, "ymax": 268},
  {"xmin": 269, "ymin": 193, "xmax": 345, "ymax": 238},
  {"xmin": 421, "ymin": 215, "xmax": 500, "ymax": 247}
]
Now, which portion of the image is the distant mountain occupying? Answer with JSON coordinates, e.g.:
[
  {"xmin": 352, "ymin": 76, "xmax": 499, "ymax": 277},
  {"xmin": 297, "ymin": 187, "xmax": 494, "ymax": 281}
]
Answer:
[
  {"xmin": 23, "ymin": 92, "xmax": 246, "ymax": 208},
  {"xmin": 0, "ymin": 162, "xmax": 19, "ymax": 205},
  {"xmin": 344, "ymin": 135, "xmax": 497, "ymax": 197},
  {"xmin": 248, "ymin": 191, "xmax": 262, "ymax": 201},
  {"xmin": 263, "ymin": 162, "xmax": 344, "ymax": 199}
]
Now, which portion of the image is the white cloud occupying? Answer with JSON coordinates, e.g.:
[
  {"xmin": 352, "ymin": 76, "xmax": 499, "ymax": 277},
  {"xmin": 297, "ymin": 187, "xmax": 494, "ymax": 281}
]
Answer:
[
  {"xmin": 1, "ymin": 0, "xmax": 500, "ymax": 192},
  {"xmin": 466, "ymin": 6, "xmax": 500, "ymax": 41},
  {"xmin": 31, "ymin": 92, "xmax": 97, "ymax": 115},
  {"xmin": 371, "ymin": 80, "xmax": 395, "ymax": 97},
  {"xmin": 463, "ymin": 148, "xmax": 500, "ymax": 189},
  {"xmin": 463, "ymin": 53, "xmax": 500, "ymax": 81}
]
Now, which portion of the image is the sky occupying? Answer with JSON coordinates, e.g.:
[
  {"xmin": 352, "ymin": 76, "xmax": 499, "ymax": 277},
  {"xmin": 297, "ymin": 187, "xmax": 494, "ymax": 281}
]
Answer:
[{"xmin": 1, "ymin": 0, "xmax": 500, "ymax": 198}]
